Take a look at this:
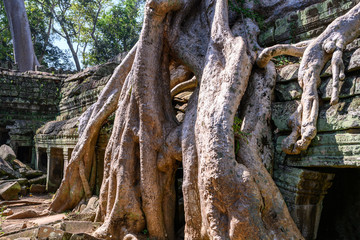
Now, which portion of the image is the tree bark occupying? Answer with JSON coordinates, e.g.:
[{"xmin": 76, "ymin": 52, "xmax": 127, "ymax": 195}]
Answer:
[
  {"xmin": 49, "ymin": 0, "xmax": 360, "ymax": 239},
  {"xmin": 3, "ymin": 0, "xmax": 40, "ymax": 71}
]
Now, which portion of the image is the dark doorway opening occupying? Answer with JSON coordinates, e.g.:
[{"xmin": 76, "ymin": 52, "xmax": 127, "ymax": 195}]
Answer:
[
  {"xmin": 317, "ymin": 169, "xmax": 360, "ymax": 240},
  {"xmin": 0, "ymin": 127, "xmax": 10, "ymax": 145},
  {"xmin": 38, "ymin": 148, "xmax": 48, "ymax": 173},
  {"xmin": 17, "ymin": 146, "xmax": 32, "ymax": 165},
  {"xmin": 49, "ymin": 148, "xmax": 64, "ymax": 192}
]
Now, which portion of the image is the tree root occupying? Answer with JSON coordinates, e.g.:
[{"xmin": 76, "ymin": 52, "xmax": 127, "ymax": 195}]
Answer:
[
  {"xmin": 50, "ymin": 43, "xmax": 137, "ymax": 213},
  {"xmin": 170, "ymin": 76, "xmax": 197, "ymax": 98},
  {"xmin": 259, "ymin": 2, "xmax": 360, "ymax": 154},
  {"xmin": 256, "ymin": 40, "xmax": 310, "ymax": 68}
]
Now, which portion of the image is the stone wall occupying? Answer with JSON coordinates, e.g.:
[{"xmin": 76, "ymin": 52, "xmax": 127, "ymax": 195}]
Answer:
[
  {"xmin": 34, "ymin": 62, "xmax": 118, "ymax": 192},
  {"xmin": 0, "ymin": 69, "xmax": 66, "ymax": 166},
  {"xmin": 270, "ymin": 2, "xmax": 360, "ymax": 238},
  {"xmin": 259, "ymin": 0, "xmax": 360, "ymax": 46}
]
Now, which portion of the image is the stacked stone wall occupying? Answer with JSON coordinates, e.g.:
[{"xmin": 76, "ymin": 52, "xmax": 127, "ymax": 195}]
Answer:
[{"xmin": 0, "ymin": 69, "xmax": 67, "ymax": 166}]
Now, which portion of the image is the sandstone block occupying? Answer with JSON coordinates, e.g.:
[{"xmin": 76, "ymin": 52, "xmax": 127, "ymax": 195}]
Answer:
[
  {"xmin": 0, "ymin": 181, "xmax": 21, "ymax": 200},
  {"xmin": 29, "ymin": 184, "xmax": 46, "ymax": 194}
]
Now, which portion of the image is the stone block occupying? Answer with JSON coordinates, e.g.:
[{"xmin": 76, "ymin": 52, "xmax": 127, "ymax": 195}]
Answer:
[
  {"xmin": 272, "ymin": 96, "xmax": 360, "ymax": 132},
  {"xmin": 0, "ymin": 228, "xmax": 38, "ymax": 240},
  {"xmin": 0, "ymin": 181, "xmax": 21, "ymax": 200},
  {"xmin": 0, "ymin": 145, "xmax": 16, "ymax": 162},
  {"xmin": 69, "ymin": 233, "xmax": 102, "ymax": 240},
  {"xmin": 277, "ymin": 64, "xmax": 299, "ymax": 82},
  {"xmin": 61, "ymin": 221, "xmax": 101, "ymax": 234},
  {"xmin": 275, "ymin": 133, "xmax": 360, "ymax": 167},
  {"xmin": 37, "ymin": 226, "xmax": 72, "ymax": 240},
  {"xmin": 29, "ymin": 184, "xmax": 46, "ymax": 194},
  {"xmin": 28, "ymin": 175, "xmax": 46, "ymax": 185},
  {"xmin": 0, "ymin": 158, "xmax": 20, "ymax": 179}
]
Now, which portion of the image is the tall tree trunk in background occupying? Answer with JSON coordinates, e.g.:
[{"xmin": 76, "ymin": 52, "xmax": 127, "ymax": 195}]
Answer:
[{"xmin": 3, "ymin": 0, "xmax": 39, "ymax": 72}]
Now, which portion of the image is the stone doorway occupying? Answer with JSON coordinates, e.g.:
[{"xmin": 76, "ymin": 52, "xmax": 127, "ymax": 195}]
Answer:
[
  {"xmin": 317, "ymin": 169, "xmax": 360, "ymax": 239},
  {"xmin": 48, "ymin": 148, "xmax": 64, "ymax": 192},
  {"xmin": 0, "ymin": 127, "xmax": 10, "ymax": 145},
  {"xmin": 17, "ymin": 146, "xmax": 32, "ymax": 165},
  {"xmin": 38, "ymin": 148, "xmax": 48, "ymax": 173}
]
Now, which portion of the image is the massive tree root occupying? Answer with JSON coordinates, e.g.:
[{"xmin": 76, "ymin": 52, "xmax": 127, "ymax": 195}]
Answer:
[
  {"xmin": 47, "ymin": 0, "xmax": 360, "ymax": 239},
  {"xmin": 258, "ymin": 3, "xmax": 360, "ymax": 154}
]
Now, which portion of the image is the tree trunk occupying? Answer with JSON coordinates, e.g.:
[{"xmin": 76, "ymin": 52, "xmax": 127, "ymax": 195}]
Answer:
[
  {"xmin": 3, "ymin": 0, "xmax": 39, "ymax": 71},
  {"xmin": 49, "ymin": 0, "xmax": 360, "ymax": 239}
]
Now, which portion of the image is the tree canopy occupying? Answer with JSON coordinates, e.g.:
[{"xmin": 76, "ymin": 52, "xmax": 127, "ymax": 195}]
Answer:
[{"xmin": 1, "ymin": 0, "xmax": 143, "ymax": 71}]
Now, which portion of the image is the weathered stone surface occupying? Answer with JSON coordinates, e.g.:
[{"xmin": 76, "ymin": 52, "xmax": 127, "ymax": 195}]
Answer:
[
  {"xmin": 21, "ymin": 169, "xmax": 43, "ymax": 179},
  {"xmin": 0, "ymin": 157, "xmax": 20, "ymax": 179},
  {"xmin": 29, "ymin": 184, "xmax": 46, "ymax": 194},
  {"xmin": 20, "ymin": 185, "xmax": 27, "ymax": 196},
  {"xmin": 274, "ymin": 166, "xmax": 334, "ymax": 240},
  {"xmin": 0, "ymin": 145, "xmax": 16, "ymax": 162},
  {"xmin": 17, "ymin": 178, "xmax": 28, "ymax": 186},
  {"xmin": 59, "ymin": 62, "xmax": 117, "ymax": 120},
  {"xmin": 319, "ymin": 75, "xmax": 360, "ymax": 100},
  {"xmin": 348, "ymin": 48, "xmax": 360, "ymax": 71},
  {"xmin": 277, "ymin": 63, "xmax": 300, "ymax": 82},
  {"xmin": 275, "ymin": 72, "xmax": 360, "ymax": 102},
  {"xmin": 259, "ymin": 0, "xmax": 359, "ymax": 45},
  {"xmin": 0, "ymin": 181, "xmax": 21, "ymax": 200},
  {"xmin": 275, "ymin": 133, "xmax": 360, "ymax": 167},
  {"xmin": 37, "ymin": 226, "xmax": 72, "ymax": 240},
  {"xmin": 28, "ymin": 175, "xmax": 46, "ymax": 185},
  {"xmin": 275, "ymin": 81, "xmax": 302, "ymax": 101},
  {"xmin": 11, "ymin": 159, "xmax": 31, "ymax": 171},
  {"xmin": 61, "ymin": 221, "xmax": 101, "ymax": 234},
  {"xmin": 69, "ymin": 233, "xmax": 102, "ymax": 240},
  {"xmin": 272, "ymin": 97, "xmax": 360, "ymax": 132},
  {"xmin": 2, "ymin": 208, "xmax": 13, "ymax": 216},
  {"xmin": 0, "ymin": 227, "xmax": 38, "ymax": 240}
]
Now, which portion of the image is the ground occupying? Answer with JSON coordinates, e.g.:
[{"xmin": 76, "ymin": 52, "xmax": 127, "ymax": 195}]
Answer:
[{"xmin": 0, "ymin": 194, "xmax": 65, "ymax": 235}]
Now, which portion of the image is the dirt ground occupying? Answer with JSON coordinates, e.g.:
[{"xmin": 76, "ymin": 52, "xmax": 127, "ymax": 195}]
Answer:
[{"xmin": 0, "ymin": 194, "xmax": 65, "ymax": 235}]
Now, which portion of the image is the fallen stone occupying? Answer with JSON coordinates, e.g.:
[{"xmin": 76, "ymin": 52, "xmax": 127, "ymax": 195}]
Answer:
[
  {"xmin": 28, "ymin": 213, "xmax": 65, "ymax": 226},
  {"xmin": 20, "ymin": 186, "xmax": 27, "ymax": 196},
  {"xmin": 20, "ymin": 169, "xmax": 43, "ymax": 180},
  {"xmin": 17, "ymin": 178, "xmax": 28, "ymax": 186},
  {"xmin": 28, "ymin": 175, "xmax": 46, "ymax": 185},
  {"xmin": 0, "ymin": 145, "xmax": 16, "ymax": 162},
  {"xmin": 37, "ymin": 226, "xmax": 72, "ymax": 240},
  {"xmin": 69, "ymin": 233, "xmax": 102, "ymax": 240},
  {"xmin": 2, "ymin": 208, "xmax": 13, "ymax": 216},
  {"xmin": 0, "ymin": 227, "xmax": 38, "ymax": 240},
  {"xmin": 29, "ymin": 184, "xmax": 46, "ymax": 194},
  {"xmin": 0, "ymin": 158, "xmax": 20, "ymax": 179},
  {"xmin": 11, "ymin": 159, "xmax": 31, "ymax": 172},
  {"xmin": 0, "ymin": 181, "xmax": 21, "ymax": 200},
  {"xmin": 61, "ymin": 221, "xmax": 101, "ymax": 234}
]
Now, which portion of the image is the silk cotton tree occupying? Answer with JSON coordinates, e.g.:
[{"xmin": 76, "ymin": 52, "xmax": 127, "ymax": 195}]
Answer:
[
  {"xmin": 3, "ymin": 0, "xmax": 39, "ymax": 71},
  {"xmin": 44, "ymin": 0, "xmax": 360, "ymax": 239}
]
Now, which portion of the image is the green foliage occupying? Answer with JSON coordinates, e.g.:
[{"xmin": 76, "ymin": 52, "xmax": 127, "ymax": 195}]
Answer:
[
  {"xmin": 273, "ymin": 55, "xmax": 299, "ymax": 66},
  {"xmin": 0, "ymin": 2, "xmax": 14, "ymax": 65},
  {"xmin": 83, "ymin": 0, "xmax": 142, "ymax": 66},
  {"xmin": 229, "ymin": 0, "xmax": 264, "ymax": 29},
  {"xmin": 233, "ymin": 116, "xmax": 250, "ymax": 154},
  {"xmin": 1, "ymin": 0, "xmax": 143, "ymax": 70}
]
